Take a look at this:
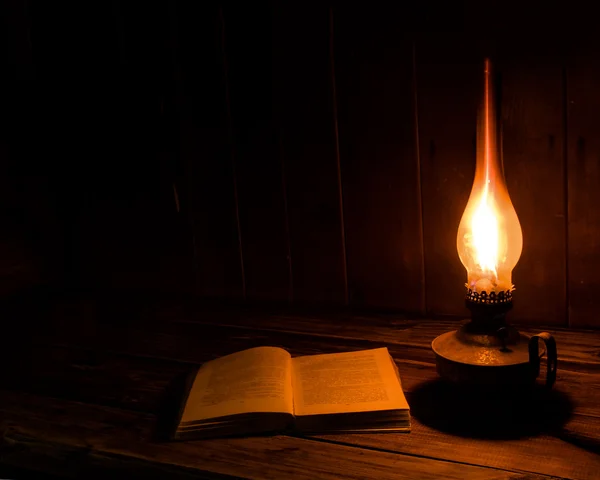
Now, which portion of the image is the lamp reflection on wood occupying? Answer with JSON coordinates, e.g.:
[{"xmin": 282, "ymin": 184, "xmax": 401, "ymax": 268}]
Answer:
[{"xmin": 431, "ymin": 59, "xmax": 557, "ymax": 389}]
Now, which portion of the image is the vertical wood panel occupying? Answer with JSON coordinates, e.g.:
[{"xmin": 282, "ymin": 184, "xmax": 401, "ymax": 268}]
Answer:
[
  {"xmin": 0, "ymin": 0, "xmax": 49, "ymax": 292},
  {"xmin": 567, "ymin": 42, "xmax": 600, "ymax": 328},
  {"xmin": 417, "ymin": 35, "xmax": 479, "ymax": 316},
  {"xmin": 223, "ymin": 6, "xmax": 290, "ymax": 301},
  {"xmin": 334, "ymin": 7, "xmax": 424, "ymax": 312},
  {"xmin": 498, "ymin": 39, "xmax": 567, "ymax": 325},
  {"xmin": 29, "ymin": 1, "xmax": 123, "ymax": 287},
  {"xmin": 92, "ymin": 0, "xmax": 192, "ymax": 291},
  {"xmin": 273, "ymin": 5, "xmax": 346, "ymax": 305},
  {"xmin": 174, "ymin": 4, "xmax": 243, "ymax": 298}
]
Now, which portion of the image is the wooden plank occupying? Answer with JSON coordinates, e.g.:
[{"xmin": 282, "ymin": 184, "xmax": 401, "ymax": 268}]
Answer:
[
  {"xmin": 223, "ymin": 5, "xmax": 291, "ymax": 301},
  {"xmin": 196, "ymin": 313, "xmax": 600, "ymax": 373},
  {"xmin": 0, "ymin": 390, "xmax": 156, "ymax": 441},
  {"xmin": 1, "ymin": 339, "xmax": 595, "ymax": 479},
  {"xmin": 559, "ymin": 414, "xmax": 600, "ymax": 452},
  {"xmin": 31, "ymin": 315, "xmax": 600, "ymax": 417},
  {"xmin": 0, "ymin": 393, "xmax": 526, "ymax": 480},
  {"xmin": 174, "ymin": 4, "xmax": 243, "ymax": 298},
  {"xmin": 333, "ymin": 6, "xmax": 424, "ymax": 312},
  {"xmin": 416, "ymin": 34, "xmax": 480, "ymax": 316},
  {"xmin": 317, "ymin": 415, "xmax": 600, "ymax": 480},
  {"xmin": 18, "ymin": 300, "xmax": 600, "ymax": 432},
  {"xmin": 567, "ymin": 43, "xmax": 600, "ymax": 328},
  {"xmin": 6, "ymin": 295, "xmax": 600, "ymax": 479},
  {"xmin": 273, "ymin": 5, "xmax": 346, "ymax": 305},
  {"xmin": 26, "ymin": 329, "xmax": 600, "ymax": 425},
  {"xmin": 97, "ymin": 311, "xmax": 600, "ymax": 479},
  {"xmin": 0, "ymin": 342, "xmax": 190, "ymax": 414},
  {"xmin": 5, "ymin": 294, "xmax": 600, "ymax": 479},
  {"xmin": 498, "ymin": 38, "xmax": 567, "ymax": 325},
  {"xmin": 30, "ymin": 292, "xmax": 600, "ymax": 373}
]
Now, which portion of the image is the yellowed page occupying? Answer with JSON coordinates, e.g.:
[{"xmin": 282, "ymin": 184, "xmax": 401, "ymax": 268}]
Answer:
[
  {"xmin": 180, "ymin": 347, "xmax": 293, "ymax": 423},
  {"xmin": 292, "ymin": 347, "xmax": 408, "ymax": 416}
]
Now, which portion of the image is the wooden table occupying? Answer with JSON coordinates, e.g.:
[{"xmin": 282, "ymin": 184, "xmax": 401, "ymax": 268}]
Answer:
[{"xmin": 1, "ymin": 290, "xmax": 599, "ymax": 479}]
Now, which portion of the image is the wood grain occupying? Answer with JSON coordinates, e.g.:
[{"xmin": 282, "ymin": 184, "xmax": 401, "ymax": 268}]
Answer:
[
  {"xmin": 333, "ymin": 6, "xmax": 424, "ymax": 312},
  {"xmin": 273, "ymin": 5, "xmax": 347, "ymax": 305},
  {"xmin": 567, "ymin": 42, "xmax": 600, "ymax": 328},
  {"xmin": 497, "ymin": 39, "xmax": 567, "ymax": 325},
  {"xmin": 29, "ymin": 313, "xmax": 600, "ymax": 418},
  {"xmin": 416, "ymin": 34, "xmax": 480, "ymax": 316},
  {"xmin": 34, "ymin": 292, "xmax": 600, "ymax": 373},
  {"xmin": 0, "ymin": 343, "xmax": 189, "ymax": 414},
  {"xmin": 174, "ymin": 4, "xmax": 243, "ymax": 298},
  {"xmin": 3, "ymin": 295, "xmax": 600, "ymax": 479},
  {"xmin": 223, "ymin": 5, "xmax": 291, "ymax": 302},
  {"xmin": 317, "ymin": 420, "xmax": 600, "ymax": 480},
  {"xmin": 0, "ymin": 392, "xmax": 531, "ymax": 480},
  {"xmin": 4, "ymin": 320, "xmax": 599, "ymax": 479}
]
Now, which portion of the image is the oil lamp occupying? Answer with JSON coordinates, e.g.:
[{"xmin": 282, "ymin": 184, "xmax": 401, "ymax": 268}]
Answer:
[{"xmin": 431, "ymin": 59, "xmax": 558, "ymax": 389}]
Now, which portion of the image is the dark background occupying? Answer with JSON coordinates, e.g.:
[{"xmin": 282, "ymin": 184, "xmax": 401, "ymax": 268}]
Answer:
[{"xmin": 2, "ymin": 2, "xmax": 599, "ymax": 327}]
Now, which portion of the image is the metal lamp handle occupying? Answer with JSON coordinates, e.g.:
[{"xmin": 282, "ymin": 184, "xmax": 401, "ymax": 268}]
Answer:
[{"xmin": 529, "ymin": 332, "xmax": 557, "ymax": 388}]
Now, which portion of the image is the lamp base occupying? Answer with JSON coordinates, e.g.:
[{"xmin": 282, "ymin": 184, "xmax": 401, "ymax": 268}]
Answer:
[
  {"xmin": 431, "ymin": 327, "xmax": 544, "ymax": 389},
  {"xmin": 431, "ymin": 298, "xmax": 549, "ymax": 389}
]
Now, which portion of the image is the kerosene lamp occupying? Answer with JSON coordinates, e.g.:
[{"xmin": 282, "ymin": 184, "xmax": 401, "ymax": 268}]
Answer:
[{"xmin": 431, "ymin": 59, "xmax": 557, "ymax": 389}]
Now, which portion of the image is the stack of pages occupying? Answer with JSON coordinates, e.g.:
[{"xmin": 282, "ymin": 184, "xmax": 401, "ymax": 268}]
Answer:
[{"xmin": 171, "ymin": 346, "xmax": 410, "ymax": 439}]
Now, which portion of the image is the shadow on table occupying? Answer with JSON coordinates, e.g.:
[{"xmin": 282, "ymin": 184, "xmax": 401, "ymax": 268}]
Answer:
[{"xmin": 409, "ymin": 380, "xmax": 573, "ymax": 440}]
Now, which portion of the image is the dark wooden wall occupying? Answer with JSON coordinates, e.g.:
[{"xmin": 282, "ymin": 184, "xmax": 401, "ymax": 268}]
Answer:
[{"xmin": 3, "ymin": 2, "xmax": 600, "ymax": 328}]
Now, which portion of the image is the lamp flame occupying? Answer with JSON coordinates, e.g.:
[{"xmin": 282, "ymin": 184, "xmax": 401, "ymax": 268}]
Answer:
[
  {"xmin": 471, "ymin": 188, "xmax": 499, "ymax": 277},
  {"xmin": 456, "ymin": 59, "xmax": 522, "ymax": 293}
]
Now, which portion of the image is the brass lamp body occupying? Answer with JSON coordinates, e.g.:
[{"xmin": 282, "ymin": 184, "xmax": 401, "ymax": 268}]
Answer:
[{"xmin": 432, "ymin": 298, "xmax": 556, "ymax": 389}]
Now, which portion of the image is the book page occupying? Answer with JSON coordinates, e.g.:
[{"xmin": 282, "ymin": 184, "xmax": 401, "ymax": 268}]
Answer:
[
  {"xmin": 180, "ymin": 347, "xmax": 293, "ymax": 424},
  {"xmin": 292, "ymin": 347, "xmax": 408, "ymax": 416}
]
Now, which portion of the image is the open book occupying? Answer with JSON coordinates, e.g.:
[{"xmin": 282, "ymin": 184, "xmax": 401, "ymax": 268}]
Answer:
[{"xmin": 173, "ymin": 347, "xmax": 410, "ymax": 439}]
